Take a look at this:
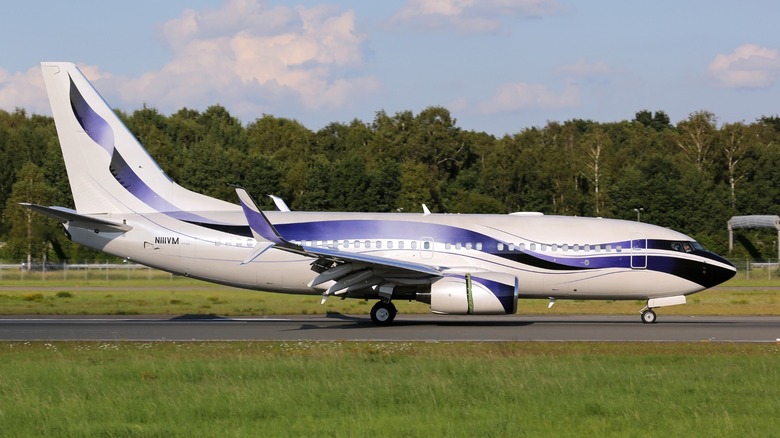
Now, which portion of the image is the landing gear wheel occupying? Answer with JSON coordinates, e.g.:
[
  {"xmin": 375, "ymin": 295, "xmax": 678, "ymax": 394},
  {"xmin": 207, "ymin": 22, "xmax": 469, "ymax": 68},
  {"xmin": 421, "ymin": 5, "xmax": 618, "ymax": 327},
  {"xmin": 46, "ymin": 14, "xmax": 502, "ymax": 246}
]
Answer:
[
  {"xmin": 641, "ymin": 309, "xmax": 657, "ymax": 324},
  {"xmin": 370, "ymin": 301, "xmax": 397, "ymax": 325}
]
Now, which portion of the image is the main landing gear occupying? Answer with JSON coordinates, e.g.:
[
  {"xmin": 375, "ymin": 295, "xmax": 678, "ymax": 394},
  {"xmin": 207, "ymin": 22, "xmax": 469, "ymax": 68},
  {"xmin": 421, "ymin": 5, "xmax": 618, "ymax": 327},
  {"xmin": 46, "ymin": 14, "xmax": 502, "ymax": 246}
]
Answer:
[{"xmin": 370, "ymin": 300, "xmax": 397, "ymax": 325}]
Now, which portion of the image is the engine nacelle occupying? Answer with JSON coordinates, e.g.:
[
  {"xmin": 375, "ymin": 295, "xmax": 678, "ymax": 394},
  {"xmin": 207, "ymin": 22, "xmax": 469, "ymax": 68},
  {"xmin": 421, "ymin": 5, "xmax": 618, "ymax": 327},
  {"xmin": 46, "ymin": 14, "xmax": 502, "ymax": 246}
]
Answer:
[{"xmin": 429, "ymin": 273, "xmax": 518, "ymax": 315}]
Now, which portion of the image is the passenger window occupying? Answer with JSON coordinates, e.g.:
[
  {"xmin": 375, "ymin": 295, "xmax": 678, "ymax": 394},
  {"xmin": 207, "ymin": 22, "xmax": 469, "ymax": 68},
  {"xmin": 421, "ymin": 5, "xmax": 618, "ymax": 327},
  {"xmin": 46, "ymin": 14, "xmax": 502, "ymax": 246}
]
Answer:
[
  {"xmin": 387, "ymin": 241, "xmax": 394, "ymax": 249},
  {"xmin": 399, "ymin": 241, "xmax": 405, "ymax": 249},
  {"xmin": 376, "ymin": 241, "xmax": 382, "ymax": 249},
  {"xmin": 423, "ymin": 241, "xmax": 431, "ymax": 250},
  {"xmin": 497, "ymin": 243, "xmax": 503, "ymax": 251},
  {"xmin": 530, "ymin": 243, "xmax": 537, "ymax": 251},
  {"xmin": 476, "ymin": 242, "xmax": 483, "ymax": 251},
  {"xmin": 411, "ymin": 241, "xmax": 418, "ymax": 250},
  {"xmin": 519, "ymin": 243, "xmax": 525, "ymax": 251}
]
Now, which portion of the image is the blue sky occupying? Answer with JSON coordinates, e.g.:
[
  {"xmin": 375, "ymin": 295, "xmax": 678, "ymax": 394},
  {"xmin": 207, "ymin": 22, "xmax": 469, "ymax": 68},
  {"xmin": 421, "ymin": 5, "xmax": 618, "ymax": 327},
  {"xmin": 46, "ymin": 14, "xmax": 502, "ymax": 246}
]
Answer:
[{"xmin": 2, "ymin": 0, "xmax": 779, "ymax": 136}]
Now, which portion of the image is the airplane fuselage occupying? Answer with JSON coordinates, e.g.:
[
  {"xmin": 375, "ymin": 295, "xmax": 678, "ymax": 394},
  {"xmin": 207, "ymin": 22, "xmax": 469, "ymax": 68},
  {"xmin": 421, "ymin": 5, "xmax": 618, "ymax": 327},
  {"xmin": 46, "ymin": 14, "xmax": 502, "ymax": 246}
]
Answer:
[{"xmin": 67, "ymin": 209, "xmax": 734, "ymax": 301}]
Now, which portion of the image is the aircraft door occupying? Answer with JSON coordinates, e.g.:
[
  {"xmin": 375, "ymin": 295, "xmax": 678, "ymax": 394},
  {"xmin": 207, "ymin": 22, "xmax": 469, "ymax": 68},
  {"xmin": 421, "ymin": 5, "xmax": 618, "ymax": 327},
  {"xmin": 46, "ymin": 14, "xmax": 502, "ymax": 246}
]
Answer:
[{"xmin": 630, "ymin": 234, "xmax": 647, "ymax": 269}]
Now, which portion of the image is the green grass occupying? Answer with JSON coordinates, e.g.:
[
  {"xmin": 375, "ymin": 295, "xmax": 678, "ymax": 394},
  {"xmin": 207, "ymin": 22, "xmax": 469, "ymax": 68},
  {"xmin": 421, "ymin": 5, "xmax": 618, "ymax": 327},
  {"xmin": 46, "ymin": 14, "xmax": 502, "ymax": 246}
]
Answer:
[
  {"xmin": 0, "ymin": 341, "xmax": 777, "ymax": 437},
  {"xmin": 1, "ymin": 268, "xmax": 779, "ymax": 316}
]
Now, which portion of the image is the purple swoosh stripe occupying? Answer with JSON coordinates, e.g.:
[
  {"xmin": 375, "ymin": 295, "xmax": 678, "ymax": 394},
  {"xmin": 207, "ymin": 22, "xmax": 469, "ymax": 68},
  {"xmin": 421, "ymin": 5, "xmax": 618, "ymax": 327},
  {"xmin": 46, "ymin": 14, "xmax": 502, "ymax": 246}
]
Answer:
[
  {"xmin": 67, "ymin": 75, "xmax": 231, "ymax": 225},
  {"xmin": 69, "ymin": 75, "xmax": 114, "ymax": 155}
]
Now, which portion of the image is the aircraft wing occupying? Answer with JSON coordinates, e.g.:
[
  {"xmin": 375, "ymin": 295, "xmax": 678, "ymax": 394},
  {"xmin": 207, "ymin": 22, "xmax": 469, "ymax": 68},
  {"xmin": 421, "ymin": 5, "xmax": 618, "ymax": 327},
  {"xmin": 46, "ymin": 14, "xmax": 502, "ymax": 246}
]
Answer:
[
  {"xmin": 21, "ymin": 203, "xmax": 133, "ymax": 232},
  {"xmin": 235, "ymin": 188, "xmax": 443, "ymax": 300}
]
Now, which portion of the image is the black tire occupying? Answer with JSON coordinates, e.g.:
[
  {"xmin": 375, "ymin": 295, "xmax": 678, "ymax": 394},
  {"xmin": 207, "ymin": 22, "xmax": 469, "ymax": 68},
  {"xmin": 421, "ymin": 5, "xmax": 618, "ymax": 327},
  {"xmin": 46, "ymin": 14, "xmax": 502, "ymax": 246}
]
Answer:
[
  {"xmin": 370, "ymin": 301, "xmax": 397, "ymax": 325},
  {"xmin": 641, "ymin": 309, "xmax": 657, "ymax": 324}
]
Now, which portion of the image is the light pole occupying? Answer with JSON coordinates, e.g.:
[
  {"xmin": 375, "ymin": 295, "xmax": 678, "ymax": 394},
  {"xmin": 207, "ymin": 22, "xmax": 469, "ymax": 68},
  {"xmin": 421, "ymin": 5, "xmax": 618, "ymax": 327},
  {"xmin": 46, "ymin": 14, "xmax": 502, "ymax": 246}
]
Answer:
[{"xmin": 633, "ymin": 208, "xmax": 644, "ymax": 222}]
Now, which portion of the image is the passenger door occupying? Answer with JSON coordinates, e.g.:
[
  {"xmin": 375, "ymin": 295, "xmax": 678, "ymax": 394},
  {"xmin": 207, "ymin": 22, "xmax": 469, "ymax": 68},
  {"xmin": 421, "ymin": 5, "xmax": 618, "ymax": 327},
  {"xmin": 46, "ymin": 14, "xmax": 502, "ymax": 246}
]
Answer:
[{"xmin": 630, "ymin": 234, "xmax": 647, "ymax": 269}]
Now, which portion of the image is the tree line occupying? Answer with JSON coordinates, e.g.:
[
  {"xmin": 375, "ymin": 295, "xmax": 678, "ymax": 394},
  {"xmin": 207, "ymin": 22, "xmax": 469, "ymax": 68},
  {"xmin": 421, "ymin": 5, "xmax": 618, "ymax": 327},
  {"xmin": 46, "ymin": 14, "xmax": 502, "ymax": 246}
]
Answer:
[{"xmin": 3, "ymin": 105, "xmax": 780, "ymax": 263}]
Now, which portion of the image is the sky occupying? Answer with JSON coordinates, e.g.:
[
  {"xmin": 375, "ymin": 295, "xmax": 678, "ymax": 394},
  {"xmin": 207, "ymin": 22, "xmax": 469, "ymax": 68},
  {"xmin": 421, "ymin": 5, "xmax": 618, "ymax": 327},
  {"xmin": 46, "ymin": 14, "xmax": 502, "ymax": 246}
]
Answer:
[{"xmin": 1, "ymin": 0, "xmax": 780, "ymax": 136}]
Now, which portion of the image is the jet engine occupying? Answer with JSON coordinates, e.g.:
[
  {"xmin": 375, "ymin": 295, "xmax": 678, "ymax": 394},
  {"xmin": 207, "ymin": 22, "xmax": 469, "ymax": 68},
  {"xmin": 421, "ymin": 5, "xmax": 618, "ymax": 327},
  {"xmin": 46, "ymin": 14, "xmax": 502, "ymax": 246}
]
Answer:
[{"xmin": 429, "ymin": 273, "xmax": 518, "ymax": 315}]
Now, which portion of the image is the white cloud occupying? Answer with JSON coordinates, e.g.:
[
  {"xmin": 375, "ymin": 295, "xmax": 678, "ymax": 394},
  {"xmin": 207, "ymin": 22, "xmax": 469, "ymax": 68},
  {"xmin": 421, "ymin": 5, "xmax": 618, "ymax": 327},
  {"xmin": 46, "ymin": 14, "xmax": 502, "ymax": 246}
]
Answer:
[
  {"xmin": 709, "ymin": 44, "xmax": 780, "ymax": 89},
  {"xmin": 117, "ymin": 0, "xmax": 379, "ymax": 117},
  {"xmin": 390, "ymin": 0, "xmax": 561, "ymax": 34},
  {"xmin": 0, "ymin": 66, "xmax": 48, "ymax": 114},
  {"xmin": 477, "ymin": 80, "xmax": 579, "ymax": 114}
]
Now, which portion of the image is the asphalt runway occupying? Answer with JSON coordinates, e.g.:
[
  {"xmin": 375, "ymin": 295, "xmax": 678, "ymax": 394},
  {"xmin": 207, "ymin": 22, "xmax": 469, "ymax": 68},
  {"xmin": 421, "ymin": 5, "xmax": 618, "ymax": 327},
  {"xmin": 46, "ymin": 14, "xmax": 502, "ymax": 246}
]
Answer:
[{"xmin": 1, "ymin": 314, "xmax": 778, "ymax": 342}]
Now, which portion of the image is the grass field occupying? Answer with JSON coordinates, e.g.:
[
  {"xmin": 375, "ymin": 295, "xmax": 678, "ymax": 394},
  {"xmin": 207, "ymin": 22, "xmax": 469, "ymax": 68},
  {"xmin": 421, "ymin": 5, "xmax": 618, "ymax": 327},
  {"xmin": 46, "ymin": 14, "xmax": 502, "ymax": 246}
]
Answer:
[
  {"xmin": 1, "ymin": 269, "xmax": 778, "ymax": 436},
  {"xmin": 0, "ymin": 268, "xmax": 779, "ymax": 316},
  {"xmin": 0, "ymin": 341, "xmax": 778, "ymax": 437}
]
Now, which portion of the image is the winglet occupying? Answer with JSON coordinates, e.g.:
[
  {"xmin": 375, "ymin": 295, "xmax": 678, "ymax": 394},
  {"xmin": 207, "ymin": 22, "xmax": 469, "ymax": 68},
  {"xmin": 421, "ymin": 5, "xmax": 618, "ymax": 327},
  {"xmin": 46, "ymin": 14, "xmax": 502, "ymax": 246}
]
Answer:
[
  {"xmin": 235, "ymin": 188, "xmax": 286, "ymax": 245},
  {"xmin": 422, "ymin": 204, "xmax": 431, "ymax": 216},
  {"xmin": 235, "ymin": 187, "xmax": 309, "ymax": 258},
  {"xmin": 269, "ymin": 195, "xmax": 291, "ymax": 212}
]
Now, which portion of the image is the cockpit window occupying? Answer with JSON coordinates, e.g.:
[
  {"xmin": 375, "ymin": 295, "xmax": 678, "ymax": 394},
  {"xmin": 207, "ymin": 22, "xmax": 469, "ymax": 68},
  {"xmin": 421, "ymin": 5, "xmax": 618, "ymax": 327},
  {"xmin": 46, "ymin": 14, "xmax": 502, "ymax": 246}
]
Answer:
[{"xmin": 671, "ymin": 241, "xmax": 697, "ymax": 253}]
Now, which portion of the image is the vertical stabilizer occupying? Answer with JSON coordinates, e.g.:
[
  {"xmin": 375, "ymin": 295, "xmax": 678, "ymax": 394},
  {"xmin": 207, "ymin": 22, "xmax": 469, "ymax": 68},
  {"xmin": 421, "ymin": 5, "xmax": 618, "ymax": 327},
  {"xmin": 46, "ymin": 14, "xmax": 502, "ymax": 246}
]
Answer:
[{"xmin": 40, "ymin": 62, "xmax": 237, "ymax": 215}]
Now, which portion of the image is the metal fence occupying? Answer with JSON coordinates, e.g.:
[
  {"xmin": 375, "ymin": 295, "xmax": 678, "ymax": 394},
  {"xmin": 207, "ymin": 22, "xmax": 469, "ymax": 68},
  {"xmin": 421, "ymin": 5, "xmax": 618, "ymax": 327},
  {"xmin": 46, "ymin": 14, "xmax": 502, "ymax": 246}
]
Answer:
[
  {"xmin": 0, "ymin": 262, "xmax": 174, "ymax": 281},
  {"xmin": 730, "ymin": 260, "xmax": 780, "ymax": 281}
]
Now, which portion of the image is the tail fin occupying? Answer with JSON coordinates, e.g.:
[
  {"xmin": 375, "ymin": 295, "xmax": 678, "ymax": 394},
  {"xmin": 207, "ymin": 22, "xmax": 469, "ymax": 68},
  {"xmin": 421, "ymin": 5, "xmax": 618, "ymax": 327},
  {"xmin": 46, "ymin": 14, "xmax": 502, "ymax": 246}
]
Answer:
[{"xmin": 40, "ymin": 62, "xmax": 237, "ymax": 215}]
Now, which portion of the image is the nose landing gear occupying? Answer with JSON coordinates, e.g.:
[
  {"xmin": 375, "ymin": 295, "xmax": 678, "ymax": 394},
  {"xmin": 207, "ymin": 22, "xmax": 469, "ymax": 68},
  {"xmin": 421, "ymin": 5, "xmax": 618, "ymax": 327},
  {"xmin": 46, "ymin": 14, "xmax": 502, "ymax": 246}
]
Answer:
[
  {"xmin": 640, "ymin": 308, "xmax": 657, "ymax": 324},
  {"xmin": 639, "ymin": 295, "xmax": 686, "ymax": 324}
]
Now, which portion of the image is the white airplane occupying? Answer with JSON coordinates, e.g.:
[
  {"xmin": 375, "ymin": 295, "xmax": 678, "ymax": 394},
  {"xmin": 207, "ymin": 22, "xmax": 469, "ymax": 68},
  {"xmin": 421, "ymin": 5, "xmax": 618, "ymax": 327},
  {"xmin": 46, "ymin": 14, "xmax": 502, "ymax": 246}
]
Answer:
[{"xmin": 26, "ymin": 62, "xmax": 736, "ymax": 325}]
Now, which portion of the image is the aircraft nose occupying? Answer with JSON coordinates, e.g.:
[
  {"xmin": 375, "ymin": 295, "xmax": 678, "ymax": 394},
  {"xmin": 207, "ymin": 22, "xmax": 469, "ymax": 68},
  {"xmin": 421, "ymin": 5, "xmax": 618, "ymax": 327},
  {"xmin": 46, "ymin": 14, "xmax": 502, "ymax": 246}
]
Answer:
[{"xmin": 701, "ymin": 255, "xmax": 736, "ymax": 289}]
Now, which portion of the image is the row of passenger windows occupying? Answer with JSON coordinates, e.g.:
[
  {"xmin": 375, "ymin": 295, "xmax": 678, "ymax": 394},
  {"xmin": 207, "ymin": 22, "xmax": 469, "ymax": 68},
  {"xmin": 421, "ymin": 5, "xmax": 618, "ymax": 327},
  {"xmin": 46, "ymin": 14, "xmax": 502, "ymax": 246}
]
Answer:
[
  {"xmin": 216, "ymin": 238, "xmax": 256, "ymax": 247},
  {"xmin": 497, "ymin": 242, "xmax": 624, "ymax": 253},
  {"xmin": 288, "ymin": 239, "xmax": 624, "ymax": 253},
  {"xmin": 292, "ymin": 240, "xmax": 435, "ymax": 250},
  {"xmin": 218, "ymin": 237, "xmax": 627, "ymax": 253}
]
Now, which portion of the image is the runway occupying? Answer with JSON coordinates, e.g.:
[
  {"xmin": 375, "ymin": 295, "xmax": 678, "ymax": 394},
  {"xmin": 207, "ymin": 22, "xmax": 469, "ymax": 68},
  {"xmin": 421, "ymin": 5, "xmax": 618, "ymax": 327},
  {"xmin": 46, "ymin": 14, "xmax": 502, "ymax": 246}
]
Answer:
[{"xmin": 1, "ymin": 314, "xmax": 779, "ymax": 342}]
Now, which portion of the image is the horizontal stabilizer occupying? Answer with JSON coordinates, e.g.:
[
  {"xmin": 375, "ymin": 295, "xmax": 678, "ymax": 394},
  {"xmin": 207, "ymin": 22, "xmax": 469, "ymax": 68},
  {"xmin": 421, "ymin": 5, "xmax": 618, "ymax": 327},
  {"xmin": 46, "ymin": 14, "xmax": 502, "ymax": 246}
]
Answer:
[{"xmin": 21, "ymin": 203, "xmax": 132, "ymax": 232}]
